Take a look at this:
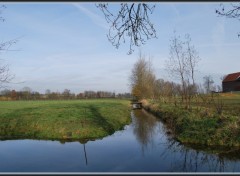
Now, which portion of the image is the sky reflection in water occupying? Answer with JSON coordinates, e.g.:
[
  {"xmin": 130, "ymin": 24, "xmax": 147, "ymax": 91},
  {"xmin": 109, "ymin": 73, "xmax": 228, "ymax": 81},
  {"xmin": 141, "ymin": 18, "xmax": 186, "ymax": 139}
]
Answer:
[{"xmin": 0, "ymin": 109, "xmax": 240, "ymax": 172}]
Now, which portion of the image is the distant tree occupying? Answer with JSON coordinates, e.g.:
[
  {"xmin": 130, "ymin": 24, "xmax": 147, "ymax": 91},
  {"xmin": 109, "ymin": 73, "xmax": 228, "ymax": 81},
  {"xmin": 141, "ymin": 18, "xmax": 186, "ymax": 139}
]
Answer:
[
  {"xmin": 45, "ymin": 89, "xmax": 51, "ymax": 99},
  {"xmin": 117, "ymin": 92, "xmax": 132, "ymax": 99},
  {"xmin": 203, "ymin": 75, "xmax": 215, "ymax": 94},
  {"xmin": 0, "ymin": 88, "xmax": 10, "ymax": 96},
  {"xmin": 22, "ymin": 86, "xmax": 31, "ymax": 93},
  {"xmin": 84, "ymin": 90, "xmax": 97, "ymax": 98},
  {"xmin": 153, "ymin": 78, "xmax": 181, "ymax": 105},
  {"xmin": 62, "ymin": 89, "xmax": 71, "ymax": 99},
  {"xmin": 10, "ymin": 89, "xmax": 17, "ymax": 100},
  {"xmin": 216, "ymin": 3, "xmax": 240, "ymax": 37},
  {"xmin": 45, "ymin": 89, "xmax": 51, "ymax": 95},
  {"xmin": 96, "ymin": 3, "xmax": 157, "ymax": 54},
  {"xmin": 77, "ymin": 93, "xmax": 84, "ymax": 99},
  {"xmin": 31, "ymin": 91, "xmax": 40, "ymax": 100},
  {"xmin": 21, "ymin": 87, "xmax": 32, "ymax": 100},
  {"xmin": 49, "ymin": 92, "xmax": 60, "ymax": 100}
]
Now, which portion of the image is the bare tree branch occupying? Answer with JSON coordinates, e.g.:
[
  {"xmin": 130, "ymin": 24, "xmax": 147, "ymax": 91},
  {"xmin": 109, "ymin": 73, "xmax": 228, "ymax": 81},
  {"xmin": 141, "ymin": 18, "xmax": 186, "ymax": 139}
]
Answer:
[
  {"xmin": 216, "ymin": 3, "xmax": 240, "ymax": 37},
  {"xmin": 0, "ymin": 5, "xmax": 6, "ymax": 22},
  {"xmin": 0, "ymin": 61, "xmax": 15, "ymax": 89},
  {"xmin": 0, "ymin": 5, "xmax": 17, "ymax": 89},
  {"xmin": 96, "ymin": 3, "xmax": 157, "ymax": 54}
]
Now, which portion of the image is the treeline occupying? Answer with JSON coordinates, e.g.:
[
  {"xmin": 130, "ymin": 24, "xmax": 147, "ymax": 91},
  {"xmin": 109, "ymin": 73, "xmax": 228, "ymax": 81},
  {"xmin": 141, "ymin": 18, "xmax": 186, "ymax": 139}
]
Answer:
[
  {"xmin": 130, "ymin": 34, "xmax": 222, "ymax": 109},
  {"xmin": 0, "ymin": 88, "xmax": 132, "ymax": 101}
]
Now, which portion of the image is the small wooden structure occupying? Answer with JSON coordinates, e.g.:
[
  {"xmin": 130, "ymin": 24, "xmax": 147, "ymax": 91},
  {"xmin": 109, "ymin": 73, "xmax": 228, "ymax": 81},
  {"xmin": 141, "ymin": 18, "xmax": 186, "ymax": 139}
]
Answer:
[
  {"xmin": 222, "ymin": 72, "xmax": 240, "ymax": 92},
  {"xmin": 131, "ymin": 102, "xmax": 142, "ymax": 109}
]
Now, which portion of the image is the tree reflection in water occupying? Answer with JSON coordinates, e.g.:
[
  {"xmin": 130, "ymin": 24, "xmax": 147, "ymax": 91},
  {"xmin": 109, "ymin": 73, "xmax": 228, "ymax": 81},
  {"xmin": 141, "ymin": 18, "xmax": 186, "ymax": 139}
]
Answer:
[
  {"xmin": 132, "ymin": 109, "xmax": 240, "ymax": 172},
  {"xmin": 159, "ymin": 132, "xmax": 239, "ymax": 172},
  {"xmin": 131, "ymin": 109, "xmax": 158, "ymax": 155}
]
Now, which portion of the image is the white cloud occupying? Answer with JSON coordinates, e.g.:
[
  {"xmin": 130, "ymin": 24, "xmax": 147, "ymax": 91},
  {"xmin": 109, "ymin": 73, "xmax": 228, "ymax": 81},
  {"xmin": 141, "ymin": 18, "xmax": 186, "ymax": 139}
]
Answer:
[{"xmin": 72, "ymin": 3, "xmax": 108, "ymax": 30}]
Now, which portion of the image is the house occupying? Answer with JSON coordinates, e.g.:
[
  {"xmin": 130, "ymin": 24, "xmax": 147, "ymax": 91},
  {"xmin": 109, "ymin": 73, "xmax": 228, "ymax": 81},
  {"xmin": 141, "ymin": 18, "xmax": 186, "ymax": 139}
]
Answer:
[{"xmin": 222, "ymin": 72, "xmax": 240, "ymax": 92}]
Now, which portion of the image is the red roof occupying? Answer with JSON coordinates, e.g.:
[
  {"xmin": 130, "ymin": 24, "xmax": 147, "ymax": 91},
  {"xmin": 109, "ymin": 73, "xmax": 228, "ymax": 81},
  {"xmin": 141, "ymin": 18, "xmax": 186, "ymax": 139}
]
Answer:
[{"xmin": 223, "ymin": 72, "xmax": 240, "ymax": 82}]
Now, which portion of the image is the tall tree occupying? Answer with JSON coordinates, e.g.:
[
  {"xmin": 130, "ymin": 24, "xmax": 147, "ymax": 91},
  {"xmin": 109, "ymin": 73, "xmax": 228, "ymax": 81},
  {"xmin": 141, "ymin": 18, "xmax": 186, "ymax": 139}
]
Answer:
[
  {"xmin": 185, "ymin": 34, "xmax": 200, "ymax": 87},
  {"xmin": 129, "ymin": 52, "xmax": 156, "ymax": 100},
  {"xmin": 166, "ymin": 32, "xmax": 200, "ymax": 108},
  {"xmin": 96, "ymin": 3, "xmax": 157, "ymax": 54}
]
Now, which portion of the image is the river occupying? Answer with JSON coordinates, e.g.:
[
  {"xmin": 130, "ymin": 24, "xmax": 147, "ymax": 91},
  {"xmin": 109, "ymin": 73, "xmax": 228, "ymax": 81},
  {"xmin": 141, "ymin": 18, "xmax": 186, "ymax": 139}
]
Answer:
[{"xmin": 1, "ymin": 109, "xmax": 240, "ymax": 172}]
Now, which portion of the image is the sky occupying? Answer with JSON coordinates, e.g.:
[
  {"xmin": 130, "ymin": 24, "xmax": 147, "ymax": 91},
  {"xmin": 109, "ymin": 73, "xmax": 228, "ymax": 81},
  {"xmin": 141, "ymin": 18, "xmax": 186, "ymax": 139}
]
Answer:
[{"xmin": 0, "ymin": 2, "xmax": 239, "ymax": 94}]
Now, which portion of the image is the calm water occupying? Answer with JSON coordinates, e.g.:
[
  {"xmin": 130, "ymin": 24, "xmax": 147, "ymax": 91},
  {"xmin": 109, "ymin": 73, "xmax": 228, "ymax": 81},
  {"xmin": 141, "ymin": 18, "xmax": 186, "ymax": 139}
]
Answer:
[{"xmin": 1, "ymin": 109, "xmax": 240, "ymax": 172}]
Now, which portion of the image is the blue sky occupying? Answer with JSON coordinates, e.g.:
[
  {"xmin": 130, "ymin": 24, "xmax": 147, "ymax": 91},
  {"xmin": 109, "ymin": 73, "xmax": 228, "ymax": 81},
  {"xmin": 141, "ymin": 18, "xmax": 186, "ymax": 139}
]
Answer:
[{"xmin": 0, "ymin": 2, "xmax": 239, "ymax": 94}]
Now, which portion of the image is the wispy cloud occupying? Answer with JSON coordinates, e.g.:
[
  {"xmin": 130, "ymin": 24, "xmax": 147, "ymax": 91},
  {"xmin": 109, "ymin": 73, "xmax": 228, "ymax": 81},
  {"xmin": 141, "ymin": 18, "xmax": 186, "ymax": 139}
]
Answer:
[{"xmin": 72, "ymin": 3, "xmax": 108, "ymax": 30}]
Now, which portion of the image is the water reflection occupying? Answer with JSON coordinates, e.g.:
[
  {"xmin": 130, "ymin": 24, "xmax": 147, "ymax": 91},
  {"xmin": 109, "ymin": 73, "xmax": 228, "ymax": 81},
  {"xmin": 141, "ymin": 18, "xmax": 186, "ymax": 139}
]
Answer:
[
  {"xmin": 132, "ymin": 110, "xmax": 157, "ymax": 152},
  {"xmin": 1, "ymin": 109, "xmax": 240, "ymax": 172},
  {"xmin": 131, "ymin": 109, "xmax": 240, "ymax": 172},
  {"xmin": 165, "ymin": 142, "xmax": 231, "ymax": 172},
  {"xmin": 83, "ymin": 144, "xmax": 88, "ymax": 165}
]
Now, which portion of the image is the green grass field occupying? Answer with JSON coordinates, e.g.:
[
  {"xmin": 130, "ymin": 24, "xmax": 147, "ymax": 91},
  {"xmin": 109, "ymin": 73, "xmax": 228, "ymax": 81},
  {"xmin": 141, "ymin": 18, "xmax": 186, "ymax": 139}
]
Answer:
[
  {"xmin": 192, "ymin": 93, "xmax": 240, "ymax": 116},
  {"xmin": 0, "ymin": 99, "xmax": 131, "ymax": 141},
  {"xmin": 142, "ymin": 93, "xmax": 240, "ymax": 147}
]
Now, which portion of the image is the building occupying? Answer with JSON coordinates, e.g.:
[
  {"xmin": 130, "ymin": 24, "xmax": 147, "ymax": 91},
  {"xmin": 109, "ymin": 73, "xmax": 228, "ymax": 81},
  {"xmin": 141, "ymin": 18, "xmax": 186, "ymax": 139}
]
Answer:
[{"xmin": 222, "ymin": 72, "xmax": 240, "ymax": 92}]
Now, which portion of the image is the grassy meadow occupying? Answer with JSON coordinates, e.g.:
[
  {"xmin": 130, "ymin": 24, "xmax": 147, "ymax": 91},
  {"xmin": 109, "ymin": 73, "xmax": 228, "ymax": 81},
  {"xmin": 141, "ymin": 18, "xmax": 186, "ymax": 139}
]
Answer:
[
  {"xmin": 0, "ymin": 99, "xmax": 131, "ymax": 141},
  {"xmin": 142, "ymin": 92, "xmax": 240, "ymax": 147}
]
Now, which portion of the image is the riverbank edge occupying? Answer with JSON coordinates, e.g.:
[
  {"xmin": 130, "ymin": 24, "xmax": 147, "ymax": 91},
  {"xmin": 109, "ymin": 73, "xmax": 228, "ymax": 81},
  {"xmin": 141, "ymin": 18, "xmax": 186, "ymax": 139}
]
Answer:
[
  {"xmin": 0, "ymin": 99, "xmax": 132, "ymax": 142},
  {"xmin": 140, "ymin": 99, "xmax": 240, "ymax": 148},
  {"xmin": 0, "ymin": 114, "xmax": 132, "ymax": 142}
]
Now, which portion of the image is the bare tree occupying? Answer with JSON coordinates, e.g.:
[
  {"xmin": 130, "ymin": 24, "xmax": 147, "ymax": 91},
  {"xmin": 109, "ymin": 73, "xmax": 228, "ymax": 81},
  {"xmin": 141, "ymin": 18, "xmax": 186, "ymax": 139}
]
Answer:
[
  {"xmin": 0, "ymin": 61, "xmax": 14, "ymax": 89},
  {"xmin": 0, "ymin": 4, "xmax": 5, "ymax": 22},
  {"xmin": 166, "ymin": 32, "xmax": 188, "ymax": 105},
  {"xmin": 203, "ymin": 75, "xmax": 214, "ymax": 94},
  {"xmin": 184, "ymin": 34, "xmax": 200, "ymax": 107},
  {"xmin": 21, "ymin": 86, "xmax": 32, "ymax": 100},
  {"xmin": 96, "ymin": 3, "xmax": 157, "ymax": 54},
  {"xmin": 166, "ymin": 32, "xmax": 200, "ymax": 108},
  {"xmin": 62, "ymin": 89, "xmax": 71, "ymax": 99},
  {"xmin": 0, "ymin": 5, "xmax": 18, "ymax": 89},
  {"xmin": 216, "ymin": 3, "xmax": 240, "ymax": 37},
  {"xmin": 185, "ymin": 34, "xmax": 200, "ymax": 87}
]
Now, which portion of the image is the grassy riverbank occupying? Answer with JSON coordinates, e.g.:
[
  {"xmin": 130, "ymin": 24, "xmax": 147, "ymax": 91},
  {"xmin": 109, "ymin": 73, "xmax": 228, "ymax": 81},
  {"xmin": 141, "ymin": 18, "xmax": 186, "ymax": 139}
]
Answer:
[
  {"xmin": 141, "ymin": 93, "xmax": 240, "ymax": 147},
  {"xmin": 0, "ymin": 99, "xmax": 131, "ymax": 140}
]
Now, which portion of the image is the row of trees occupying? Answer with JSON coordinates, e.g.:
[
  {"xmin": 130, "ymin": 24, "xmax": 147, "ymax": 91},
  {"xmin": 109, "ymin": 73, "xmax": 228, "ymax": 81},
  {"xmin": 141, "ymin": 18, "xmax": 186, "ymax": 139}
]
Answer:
[
  {"xmin": 130, "ymin": 33, "xmax": 222, "ymax": 109},
  {"xmin": 0, "ymin": 4, "xmax": 233, "ymax": 99},
  {"xmin": 0, "ymin": 87, "xmax": 132, "ymax": 101}
]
